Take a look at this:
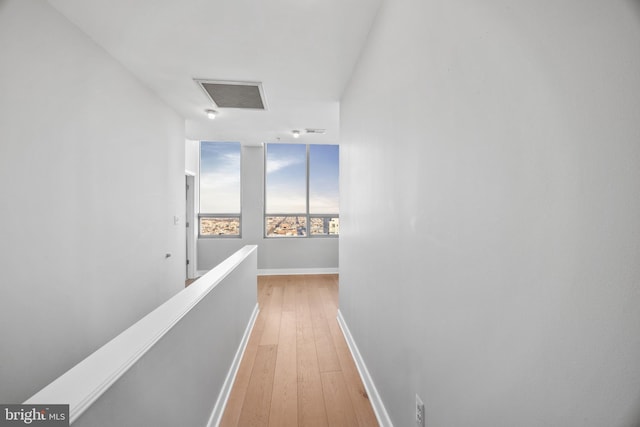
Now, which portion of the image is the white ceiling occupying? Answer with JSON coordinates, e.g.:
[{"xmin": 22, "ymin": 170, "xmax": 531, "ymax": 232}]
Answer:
[{"xmin": 47, "ymin": 0, "xmax": 381, "ymax": 145}]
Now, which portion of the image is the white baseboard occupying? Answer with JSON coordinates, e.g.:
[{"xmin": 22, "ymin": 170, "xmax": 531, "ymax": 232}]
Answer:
[
  {"xmin": 257, "ymin": 267, "xmax": 339, "ymax": 276},
  {"xmin": 200, "ymin": 268, "xmax": 339, "ymax": 277},
  {"xmin": 337, "ymin": 310, "xmax": 393, "ymax": 427},
  {"xmin": 207, "ymin": 303, "xmax": 260, "ymax": 427}
]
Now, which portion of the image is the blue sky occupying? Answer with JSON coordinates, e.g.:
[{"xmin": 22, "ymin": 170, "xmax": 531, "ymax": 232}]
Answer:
[
  {"xmin": 200, "ymin": 142, "xmax": 241, "ymax": 213},
  {"xmin": 200, "ymin": 142, "xmax": 339, "ymax": 214},
  {"xmin": 309, "ymin": 144, "xmax": 339, "ymax": 214},
  {"xmin": 266, "ymin": 144, "xmax": 307, "ymax": 213}
]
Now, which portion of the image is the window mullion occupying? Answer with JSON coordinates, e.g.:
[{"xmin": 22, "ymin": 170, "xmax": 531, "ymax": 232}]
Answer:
[{"xmin": 306, "ymin": 144, "xmax": 310, "ymax": 238}]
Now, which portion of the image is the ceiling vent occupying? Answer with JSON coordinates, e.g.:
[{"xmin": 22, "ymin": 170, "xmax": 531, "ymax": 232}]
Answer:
[
  {"xmin": 195, "ymin": 79, "xmax": 266, "ymax": 110},
  {"xmin": 305, "ymin": 128, "xmax": 326, "ymax": 134}
]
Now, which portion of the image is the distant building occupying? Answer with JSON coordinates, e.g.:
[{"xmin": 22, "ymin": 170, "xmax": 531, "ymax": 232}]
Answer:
[{"xmin": 329, "ymin": 218, "xmax": 339, "ymax": 235}]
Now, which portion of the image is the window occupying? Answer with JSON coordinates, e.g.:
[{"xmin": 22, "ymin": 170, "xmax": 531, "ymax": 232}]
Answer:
[
  {"xmin": 199, "ymin": 142, "xmax": 241, "ymax": 237},
  {"xmin": 309, "ymin": 144, "xmax": 339, "ymax": 236},
  {"xmin": 265, "ymin": 143, "xmax": 339, "ymax": 237}
]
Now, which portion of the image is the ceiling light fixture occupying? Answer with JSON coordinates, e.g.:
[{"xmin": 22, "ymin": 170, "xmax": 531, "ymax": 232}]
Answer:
[
  {"xmin": 205, "ymin": 109, "xmax": 217, "ymax": 120},
  {"xmin": 292, "ymin": 130, "xmax": 301, "ymax": 138}
]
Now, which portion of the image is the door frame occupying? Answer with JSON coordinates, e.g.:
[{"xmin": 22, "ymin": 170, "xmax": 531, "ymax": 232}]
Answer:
[{"xmin": 185, "ymin": 172, "xmax": 197, "ymax": 280}]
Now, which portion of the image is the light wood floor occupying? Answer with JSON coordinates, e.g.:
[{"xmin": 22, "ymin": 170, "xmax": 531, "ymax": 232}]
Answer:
[{"xmin": 220, "ymin": 274, "xmax": 379, "ymax": 427}]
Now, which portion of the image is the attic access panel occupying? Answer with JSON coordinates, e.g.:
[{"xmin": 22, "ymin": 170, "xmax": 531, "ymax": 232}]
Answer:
[{"xmin": 196, "ymin": 80, "xmax": 267, "ymax": 110}]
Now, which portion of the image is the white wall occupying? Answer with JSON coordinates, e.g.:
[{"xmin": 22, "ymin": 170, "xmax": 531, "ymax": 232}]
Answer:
[
  {"xmin": 185, "ymin": 139, "xmax": 199, "ymax": 175},
  {"xmin": 339, "ymin": 1, "xmax": 640, "ymax": 426},
  {"xmin": 195, "ymin": 144, "xmax": 339, "ymax": 272},
  {"xmin": 0, "ymin": 0, "xmax": 185, "ymax": 403}
]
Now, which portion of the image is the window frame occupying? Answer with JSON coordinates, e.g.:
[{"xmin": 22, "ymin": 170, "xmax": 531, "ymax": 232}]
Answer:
[
  {"xmin": 263, "ymin": 143, "xmax": 339, "ymax": 239},
  {"xmin": 198, "ymin": 141, "xmax": 243, "ymax": 239}
]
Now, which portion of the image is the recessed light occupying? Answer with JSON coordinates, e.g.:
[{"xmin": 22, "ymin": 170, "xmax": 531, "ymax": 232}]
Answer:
[
  {"xmin": 205, "ymin": 109, "xmax": 217, "ymax": 120},
  {"xmin": 292, "ymin": 130, "xmax": 301, "ymax": 138}
]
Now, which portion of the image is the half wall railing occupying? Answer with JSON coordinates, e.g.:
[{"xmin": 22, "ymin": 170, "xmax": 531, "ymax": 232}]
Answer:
[{"xmin": 25, "ymin": 245, "xmax": 258, "ymax": 427}]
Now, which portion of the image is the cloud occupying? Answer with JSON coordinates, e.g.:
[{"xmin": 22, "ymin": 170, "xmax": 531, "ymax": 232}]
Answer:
[
  {"xmin": 309, "ymin": 194, "xmax": 340, "ymax": 214},
  {"xmin": 200, "ymin": 145, "xmax": 241, "ymax": 212},
  {"xmin": 200, "ymin": 171, "xmax": 239, "ymax": 187},
  {"xmin": 266, "ymin": 156, "xmax": 305, "ymax": 174}
]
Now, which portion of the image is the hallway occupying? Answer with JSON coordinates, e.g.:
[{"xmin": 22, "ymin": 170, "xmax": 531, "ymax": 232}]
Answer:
[{"xmin": 220, "ymin": 275, "xmax": 378, "ymax": 426}]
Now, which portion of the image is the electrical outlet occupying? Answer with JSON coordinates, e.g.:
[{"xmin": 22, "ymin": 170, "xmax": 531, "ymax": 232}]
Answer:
[{"xmin": 416, "ymin": 394, "xmax": 425, "ymax": 427}]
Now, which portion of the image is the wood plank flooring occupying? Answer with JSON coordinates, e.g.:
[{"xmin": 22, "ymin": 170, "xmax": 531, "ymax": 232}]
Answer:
[
  {"xmin": 220, "ymin": 274, "xmax": 378, "ymax": 427},
  {"xmin": 185, "ymin": 277, "xmax": 199, "ymax": 287}
]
